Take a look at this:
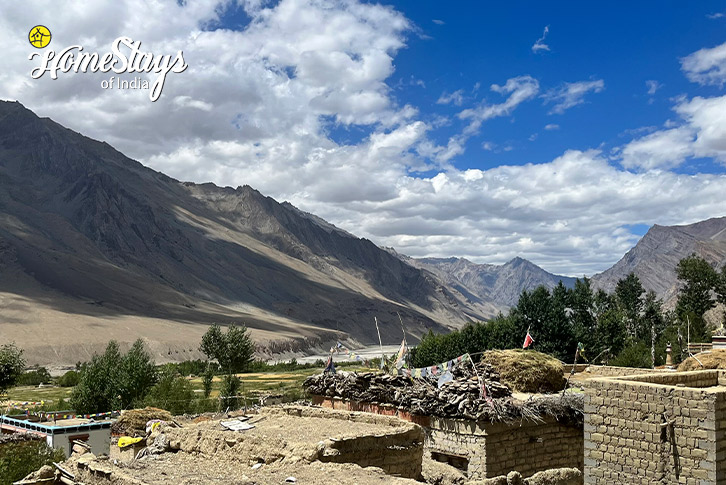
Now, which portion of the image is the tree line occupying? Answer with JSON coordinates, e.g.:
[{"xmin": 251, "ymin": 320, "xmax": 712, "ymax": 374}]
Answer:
[{"xmin": 410, "ymin": 254, "xmax": 726, "ymax": 369}]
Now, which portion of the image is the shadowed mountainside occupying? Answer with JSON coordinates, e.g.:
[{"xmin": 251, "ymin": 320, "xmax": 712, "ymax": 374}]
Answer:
[{"xmin": 0, "ymin": 101, "xmax": 495, "ymax": 364}]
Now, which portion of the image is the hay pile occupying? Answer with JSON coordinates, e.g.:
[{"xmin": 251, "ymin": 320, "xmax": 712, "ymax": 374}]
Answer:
[
  {"xmin": 678, "ymin": 349, "xmax": 726, "ymax": 371},
  {"xmin": 111, "ymin": 407, "xmax": 172, "ymax": 437},
  {"xmin": 480, "ymin": 350, "xmax": 565, "ymax": 393}
]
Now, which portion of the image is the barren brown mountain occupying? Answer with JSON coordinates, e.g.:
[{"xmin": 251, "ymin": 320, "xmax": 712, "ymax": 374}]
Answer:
[
  {"xmin": 0, "ymin": 101, "xmax": 494, "ymax": 365},
  {"xmin": 591, "ymin": 217, "xmax": 726, "ymax": 307}
]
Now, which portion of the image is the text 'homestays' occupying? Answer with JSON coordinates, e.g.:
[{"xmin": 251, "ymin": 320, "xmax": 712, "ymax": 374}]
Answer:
[{"xmin": 28, "ymin": 37, "xmax": 188, "ymax": 102}]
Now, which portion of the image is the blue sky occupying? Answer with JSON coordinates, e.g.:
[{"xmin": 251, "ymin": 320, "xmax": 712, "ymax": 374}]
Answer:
[
  {"xmin": 369, "ymin": 1, "xmax": 726, "ymax": 173},
  {"xmin": 2, "ymin": 0, "xmax": 726, "ymax": 275}
]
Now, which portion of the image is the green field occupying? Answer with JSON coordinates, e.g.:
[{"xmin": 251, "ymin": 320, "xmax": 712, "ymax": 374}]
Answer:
[{"xmin": 3, "ymin": 365, "xmax": 367, "ymax": 413}]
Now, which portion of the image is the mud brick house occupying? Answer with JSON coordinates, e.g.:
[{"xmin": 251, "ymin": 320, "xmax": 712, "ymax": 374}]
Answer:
[
  {"xmin": 311, "ymin": 395, "xmax": 583, "ymax": 479},
  {"xmin": 584, "ymin": 370, "xmax": 726, "ymax": 484}
]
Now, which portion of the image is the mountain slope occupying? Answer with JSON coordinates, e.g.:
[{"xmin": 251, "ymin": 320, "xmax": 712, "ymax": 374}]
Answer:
[
  {"xmin": 591, "ymin": 217, "xmax": 726, "ymax": 306},
  {"xmin": 0, "ymin": 101, "xmax": 490, "ymax": 365},
  {"xmin": 401, "ymin": 255, "xmax": 577, "ymax": 308}
]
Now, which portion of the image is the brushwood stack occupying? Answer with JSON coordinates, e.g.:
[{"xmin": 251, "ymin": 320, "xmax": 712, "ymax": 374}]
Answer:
[{"xmin": 303, "ymin": 361, "xmax": 583, "ymax": 423}]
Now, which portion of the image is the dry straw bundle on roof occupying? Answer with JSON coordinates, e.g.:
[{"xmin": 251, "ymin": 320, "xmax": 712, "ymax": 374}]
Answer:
[
  {"xmin": 678, "ymin": 349, "xmax": 726, "ymax": 371},
  {"xmin": 111, "ymin": 407, "xmax": 173, "ymax": 437},
  {"xmin": 480, "ymin": 349, "xmax": 566, "ymax": 394}
]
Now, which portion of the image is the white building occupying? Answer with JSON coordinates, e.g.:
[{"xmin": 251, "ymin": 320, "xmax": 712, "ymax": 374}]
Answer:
[{"xmin": 0, "ymin": 414, "xmax": 112, "ymax": 457}]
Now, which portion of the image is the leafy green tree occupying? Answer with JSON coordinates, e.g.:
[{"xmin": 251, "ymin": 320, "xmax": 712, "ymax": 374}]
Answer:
[
  {"xmin": 57, "ymin": 370, "xmax": 80, "ymax": 387},
  {"xmin": 615, "ymin": 273, "xmax": 645, "ymax": 339},
  {"xmin": 200, "ymin": 324, "xmax": 255, "ymax": 373},
  {"xmin": 202, "ymin": 365, "xmax": 214, "ymax": 398},
  {"xmin": 71, "ymin": 341, "xmax": 123, "ymax": 413},
  {"xmin": 220, "ymin": 374, "xmax": 241, "ymax": 410},
  {"xmin": 145, "ymin": 369, "xmax": 195, "ymax": 415},
  {"xmin": 119, "ymin": 339, "xmax": 157, "ymax": 406},
  {"xmin": 71, "ymin": 340, "xmax": 157, "ymax": 413},
  {"xmin": 596, "ymin": 308, "xmax": 626, "ymax": 359},
  {"xmin": 611, "ymin": 341, "xmax": 651, "ymax": 368},
  {"xmin": 676, "ymin": 254, "xmax": 718, "ymax": 323},
  {"xmin": 512, "ymin": 284, "xmax": 574, "ymax": 361},
  {"xmin": 0, "ymin": 343, "xmax": 25, "ymax": 394},
  {"xmin": 570, "ymin": 278, "xmax": 597, "ymax": 350}
]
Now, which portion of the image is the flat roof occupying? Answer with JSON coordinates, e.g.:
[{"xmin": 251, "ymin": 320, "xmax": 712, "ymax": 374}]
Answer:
[{"xmin": 0, "ymin": 415, "xmax": 112, "ymax": 435}]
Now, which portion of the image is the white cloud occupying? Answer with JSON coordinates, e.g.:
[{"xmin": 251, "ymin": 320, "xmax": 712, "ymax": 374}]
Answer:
[
  {"xmin": 432, "ymin": 19, "xmax": 445, "ymax": 25},
  {"xmin": 620, "ymin": 127, "xmax": 695, "ymax": 170},
  {"xmin": 532, "ymin": 25, "xmax": 550, "ymax": 53},
  {"xmin": 645, "ymin": 80, "xmax": 662, "ymax": 95},
  {"xmin": 681, "ymin": 41, "xmax": 726, "ymax": 86},
  {"xmin": 1, "ymin": 1, "xmax": 726, "ymax": 277},
  {"xmin": 436, "ymin": 89, "xmax": 464, "ymax": 106},
  {"xmin": 544, "ymin": 123, "xmax": 560, "ymax": 131},
  {"xmin": 676, "ymin": 95, "xmax": 726, "ymax": 162},
  {"xmin": 427, "ymin": 76, "xmax": 539, "ymax": 164},
  {"xmin": 707, "ymin": 12, "xmax": 725, "ymax": 19},
  {"xmin": 543, "ymin": 79, "xmax": 604, "ymax": 114},
  {"xmin": 460, "ymin": 76, "xmax": 539, "ymax": 134}
]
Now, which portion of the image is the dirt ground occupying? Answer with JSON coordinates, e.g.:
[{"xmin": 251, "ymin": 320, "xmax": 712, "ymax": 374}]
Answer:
[
  {"xmin": 108, "ymin": 453, "xmax": 419, "ymax": 485},
  {"xmin": 190, "ymin": 411, "xmax": 407, "ymax": 444}
]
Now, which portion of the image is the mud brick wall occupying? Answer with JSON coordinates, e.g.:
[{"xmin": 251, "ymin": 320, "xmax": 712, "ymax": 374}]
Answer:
[
  {"xmin": 584, "ymin": 370, "xmax": 726, "ymax": 484},
  {"xmin": 427, "ymin": 417, "xmax": 583, "ymax": 480},
  {"xmin": 267, "ymin": 406, "xmax": 425, "ymax": 479},
  {"xmin": 319, "ymin": 427, "xmax": 423, "ymax": 478},
  {"xmin": 582, "ymin": 365, "xmax": 671, "ymax": 378},
  {"xmin": 312, "ymin": 395, "xmax": 583, "ymax": 479}
]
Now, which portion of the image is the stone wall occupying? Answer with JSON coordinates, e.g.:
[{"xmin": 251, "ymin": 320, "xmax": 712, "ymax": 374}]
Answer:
[
  {"xmin": 583, "ymin": 370, "xmax": 726, "ymax": 484},
  {"xmin": 427, "ymin": 417, "xmax": 582, "ymax": 479},
  {"xmin": 580, "ymin": 365, "xmax": 671, "ymax": 378},
  {"xmin": 311, "ymin": 395, "xmax": 583, "ymax": 480}
]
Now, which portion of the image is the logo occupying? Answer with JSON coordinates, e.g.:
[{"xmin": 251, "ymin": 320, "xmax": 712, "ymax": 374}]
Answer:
[
  {"xmin": 28, "ymin": 36, "xmax": 188, "ymax": 102},
  {"xmin": 29, "ymin": 25, "xmax": 51, "ymax": 49}
]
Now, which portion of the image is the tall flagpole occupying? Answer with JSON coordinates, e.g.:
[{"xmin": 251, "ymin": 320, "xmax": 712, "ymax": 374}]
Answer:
[{"xmin": 374, "ymin": 316, "xmax": 385, "ymax": 369}]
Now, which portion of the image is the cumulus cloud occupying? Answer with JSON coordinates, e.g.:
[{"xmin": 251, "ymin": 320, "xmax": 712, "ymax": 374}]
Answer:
[
  {"xmin": 1, "ymin": 1, "xmax": 726, "ymax": 276},
  {"xmin": 544, "ymin": 123, "xmax": 560, "ymax": 131},
  {"xmin": 532, "ymin": 25, "xmax": 550, "ymax": 53},
  {"xmin": 676, "ymin": 95, "xmax": 726, "ymax": 162},
  {"xmin": 681, "ymin": 41, "xmax": 726, "ymax": 86},
  {"xmin": 620, "ymin": 127, "xmax": 695, "ymax": 170},
  {"xmin": 543, "ymin": 79, "xmax": 605, "ymax": 114}
]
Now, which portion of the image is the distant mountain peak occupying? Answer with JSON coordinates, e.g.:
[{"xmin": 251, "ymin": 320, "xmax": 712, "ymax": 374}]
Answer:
[
  {"xmin": 404, "ymin": 254, "xmax": 576, "ymax": 308},
  {"xmin": 591, "ymin": 217, "xmax": 726, "ymax": 306}
]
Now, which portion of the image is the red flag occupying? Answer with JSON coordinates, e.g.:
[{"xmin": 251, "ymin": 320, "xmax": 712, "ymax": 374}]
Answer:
[{"xmin": 523, "ymin": 331, "xmax": 534, "ymax": 349}]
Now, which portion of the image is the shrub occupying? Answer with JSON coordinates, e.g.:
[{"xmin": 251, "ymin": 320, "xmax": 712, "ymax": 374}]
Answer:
[
  {"xmin": 610, "ymin": 341, "xmax": 652, "ymax": 368},
  {"xmin": 57, "ymin": 370, "xmax": 80, "ymax": 387},
  {"xmin": 144, "ymin": 370, "xmax": 195, "ymax": 415},
  {"xmin": 0, "ymin": 439, "xmax": 65, "ymax": 485},
  {"xmin": 16, "ymin": 367, "xmax": 51, "ymax": 386}
]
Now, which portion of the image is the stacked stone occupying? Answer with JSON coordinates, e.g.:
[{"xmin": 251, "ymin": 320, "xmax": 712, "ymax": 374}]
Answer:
[{"xmin": 583, "ymin": 370, "xmax": 726, "ymax": 484}]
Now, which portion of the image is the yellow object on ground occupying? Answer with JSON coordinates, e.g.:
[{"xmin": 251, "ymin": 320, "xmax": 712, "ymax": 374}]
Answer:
[{"xmin": 117, "ymin": 436, "xmax": 144, "ymax": 448}]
